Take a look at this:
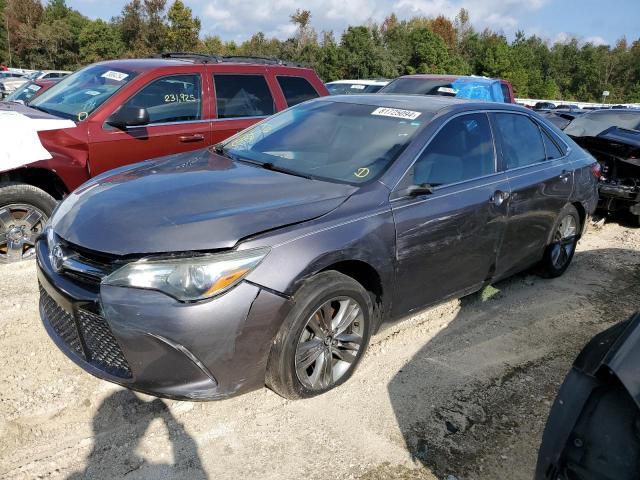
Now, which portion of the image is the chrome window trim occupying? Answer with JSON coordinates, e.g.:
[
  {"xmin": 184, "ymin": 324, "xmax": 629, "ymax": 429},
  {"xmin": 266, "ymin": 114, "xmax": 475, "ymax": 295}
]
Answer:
[
  {"xmin": 125, "ymin": 119, "xmax": 210, "ymax": 129},
  {"xmin": 210, "ymin": 115, "xmax": 269, "ymax": 123},
  {"xmin": 391, "ymin": 109, "xmax": 499, "ymax": 192}
]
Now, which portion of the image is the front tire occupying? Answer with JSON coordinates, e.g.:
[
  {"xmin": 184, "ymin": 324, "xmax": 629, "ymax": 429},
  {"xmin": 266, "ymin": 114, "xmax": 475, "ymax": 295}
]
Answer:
[
  {"xmin": 0, "ymin": 183, "xmax": 56, "ymax": 263},
  {"xmin": 266, "ymin": 271, "xmax": 373, "ymax": 400},
  {"xmin": 538, "ymin": 204, "xmax": 581, "ymax": 278}
]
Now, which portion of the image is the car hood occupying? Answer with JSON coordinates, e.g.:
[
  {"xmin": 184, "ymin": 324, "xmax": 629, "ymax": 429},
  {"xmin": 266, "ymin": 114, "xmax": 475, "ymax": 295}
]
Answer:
[{"xmin": 51, "ymin": 149, "xmax": 357, "ymax": 256}]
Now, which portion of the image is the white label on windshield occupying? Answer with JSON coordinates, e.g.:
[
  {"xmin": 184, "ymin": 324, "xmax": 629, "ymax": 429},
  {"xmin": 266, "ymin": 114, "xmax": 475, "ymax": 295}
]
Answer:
[
  {"xmin": 350, "ymin": 84, "xmax": 366, "ymax": 90},
  {"xmin": 437, "ymin": 86, "xmax": 457, "ymax": 94},
  {"xmin": 371, "ymin": 107, "xmax": 421, "ymax": 120},
  {"xmin": 101, "ymin": 70, "xmax": 129, "ymax": 82},
  {"xmin": 27, "ymin": 84, "xmax": 41, "ymax": 91},
  {"xmin": 85, "ymin": 90, "xmax": 100, "ymax": 96}
]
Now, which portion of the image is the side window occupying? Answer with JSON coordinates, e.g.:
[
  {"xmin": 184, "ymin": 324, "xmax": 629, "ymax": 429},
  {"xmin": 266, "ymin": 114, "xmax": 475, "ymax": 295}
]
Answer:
[
  {"xmin": 123, "ymin": 74, "xmax": 201, "ymax": 124},
  {"xmin": 494, "ymin": 113, "xmax": 546, "ymax": 169},
  {"xmin": 540, "ymin": 128, "xmax": 564, "ymax": 159},
  {"xmin": 413, "ymin": 113, "xmax": 495, "ymax": 186},
  {"xmin": 213, "ymin": 74, "xmax": 274, "ymax": 118},
  {"xmin": 276, "ymin": 76, "xmax": 320, "ymax": 107}
]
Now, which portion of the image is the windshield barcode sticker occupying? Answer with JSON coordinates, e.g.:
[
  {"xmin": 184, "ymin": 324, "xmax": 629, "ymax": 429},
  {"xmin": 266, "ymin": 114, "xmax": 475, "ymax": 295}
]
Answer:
[
  {"xmin": 350, "ymin": 84, "xmax": 366, "ymax": 89},
  {"xmin": 371, "ymin": 107, "xmax": 421, "ymax": 120},
  {"xmin": 101, "ymin": 70, "xmax": 129, "ymax": 82}
]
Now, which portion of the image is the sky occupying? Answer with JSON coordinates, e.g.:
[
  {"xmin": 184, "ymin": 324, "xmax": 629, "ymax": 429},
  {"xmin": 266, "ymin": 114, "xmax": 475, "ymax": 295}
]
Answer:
[{"xmin": 66, "ymin": 0, "xmax": 640, "ymax": 46}]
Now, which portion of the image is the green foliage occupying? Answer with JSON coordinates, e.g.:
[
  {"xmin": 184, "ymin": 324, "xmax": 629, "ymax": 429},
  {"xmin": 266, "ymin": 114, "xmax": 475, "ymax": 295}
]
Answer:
[{"xmin": 2, "ymin": 3, "xmax": 639, "ymax": 103}]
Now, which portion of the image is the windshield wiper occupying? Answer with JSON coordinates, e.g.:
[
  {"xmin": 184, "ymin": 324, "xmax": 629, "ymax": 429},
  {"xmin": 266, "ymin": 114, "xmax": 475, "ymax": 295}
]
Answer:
[
  {"xmin": 214, "ymin": 145, "xmax": 315, "ymax": 180},
  {"xmin": 260, "ymin": 162, "xmax": 315, "ymax": 180}
]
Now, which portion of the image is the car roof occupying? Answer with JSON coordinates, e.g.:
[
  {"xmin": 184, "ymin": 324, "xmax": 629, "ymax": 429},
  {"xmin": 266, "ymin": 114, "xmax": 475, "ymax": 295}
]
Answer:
[
  {"xmin": 315, "ymin": 94, "xmax": 526, "ymax": 114},
  {"xmin": 90, "ymin": 58, "xmax": 315, "ymax": 73},
  {"xmin": 327, "ymin": 79, "xmax": 390, "ymax": 86},
  {"xmin": 396, "ymin": 74, "xmax": 503, "ymax": 84}
]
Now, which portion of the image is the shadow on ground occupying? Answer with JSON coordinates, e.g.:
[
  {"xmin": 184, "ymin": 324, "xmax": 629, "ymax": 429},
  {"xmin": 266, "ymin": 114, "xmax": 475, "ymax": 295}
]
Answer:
[
  {"xmin": 67, "ymin": 390, "xmax": 207, "ymax": 479},
  {"xmin": 386, "ymin": 248, "xmax": 640, "ymax": 480}
]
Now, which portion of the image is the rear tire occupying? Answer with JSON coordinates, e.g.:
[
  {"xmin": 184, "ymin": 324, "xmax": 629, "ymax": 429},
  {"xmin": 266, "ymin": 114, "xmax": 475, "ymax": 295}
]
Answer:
[
  {"xmin": 538, "ymin": 204, "xmax": 581, "ymax": 278},
  {"xmin": 0, "ymin": 183, "xmax": 56, "ymax": 263},
  {"xmin": 266, "ymin": 271, "xmax": 373, "ymax": 400}
]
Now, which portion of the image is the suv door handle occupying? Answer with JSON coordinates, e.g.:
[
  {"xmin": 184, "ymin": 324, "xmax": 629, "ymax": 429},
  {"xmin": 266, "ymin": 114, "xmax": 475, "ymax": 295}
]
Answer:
[
  {"xmin": 559, "ymin": 170, "xmax": 571, "ymax": 183},
  {"xmin": 490, "ymin": 190, "xmax": 510, "ymax": 206},
  {"xmin": 179, "ymin": 134, "xmax": 205, "ymax": 143}
]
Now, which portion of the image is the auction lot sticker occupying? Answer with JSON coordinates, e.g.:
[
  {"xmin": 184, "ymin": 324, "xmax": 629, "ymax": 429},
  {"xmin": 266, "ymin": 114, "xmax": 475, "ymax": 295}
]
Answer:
[
  {"xmin": 371, "ymin": 107, "xmax": 421, "ymax": 120},
  {"xmin": 101, "ymin": 70, "xmax": 129, "ymax": 82}
]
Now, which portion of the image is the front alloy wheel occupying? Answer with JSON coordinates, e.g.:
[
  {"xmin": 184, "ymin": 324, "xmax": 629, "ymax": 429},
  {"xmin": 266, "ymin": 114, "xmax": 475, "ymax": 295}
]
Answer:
[
  {"xmin": 266, "ymin": 271, "xmax": 373, "ymax": 399},
  {"xmin": 0, "ymin": 203, "xmax": 47, "ymax": 262},
  {"xmin": 296, "ymin": 297, "xmax": 364, "ymax": 390}
]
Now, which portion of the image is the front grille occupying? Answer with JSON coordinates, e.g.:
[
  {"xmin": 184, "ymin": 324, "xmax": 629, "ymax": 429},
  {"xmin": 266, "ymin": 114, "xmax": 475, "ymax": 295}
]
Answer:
[
  {"xmin": 40, "ymin": 286, "xmax": 84, "ymax": 357},
  {"xmin": 77, "ymin": 309, "xmax": 132, "ymax": 378},
  {"xmin": 39, "ymin": 286, "xmax": 132, "ymax": 379}
]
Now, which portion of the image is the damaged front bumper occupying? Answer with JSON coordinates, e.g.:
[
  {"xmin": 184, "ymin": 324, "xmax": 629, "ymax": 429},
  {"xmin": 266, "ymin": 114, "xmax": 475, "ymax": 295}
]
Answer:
[{"xmin": 36, "ymin": 239, "xmax": 293, "ymax": 400}]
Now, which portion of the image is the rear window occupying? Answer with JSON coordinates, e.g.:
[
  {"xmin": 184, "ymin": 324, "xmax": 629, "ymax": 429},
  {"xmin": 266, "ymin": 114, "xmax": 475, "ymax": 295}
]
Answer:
[
  {"xmin": 213, "ymin": 74, "xmax": 275, "ymax": 119},
  {"xmin": 380, "ymin": 77, "xmax": 505, "ymax": 102},
  {"xmin": 277, "ymin": 76, "xmax": 319, "ymax": 107},
  {"xmin": 494, "ymin": 113, "xmax": 546, "ymax": 169}
]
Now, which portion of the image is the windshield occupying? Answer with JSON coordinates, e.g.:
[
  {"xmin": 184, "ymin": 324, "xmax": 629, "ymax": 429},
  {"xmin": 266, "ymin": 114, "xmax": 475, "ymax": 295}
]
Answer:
[
  {"xmin": 222, "ymin": 100, "xmax": 428, "ymax": 184},
  {"xmin": 4, "ymin": 81, "xmax": 43, "ymax": 104},
  {"xmin": 28, "ymin": 71, "xmax": 42, "ymax": 80},
  {"xmin": 327, "ymin": 83, "xmax": 385, "ymax": 95},
  {"xmin": 380, "ymin": 77, "xmax": 505, "ymax": 102},
  {"xmin": 30, "ymin": 64, "xmax": 139, "ymax": 121},
  {"xmin": 564, "ymin": 111, "xmax": 640, "ymax": 137}
]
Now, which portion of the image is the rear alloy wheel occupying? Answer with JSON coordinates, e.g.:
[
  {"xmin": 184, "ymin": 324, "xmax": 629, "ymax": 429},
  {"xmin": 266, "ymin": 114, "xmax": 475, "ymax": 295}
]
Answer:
[
  {"xmin": 539, "ymin": 204, "xmax": 580, "ymax": 278},
  {"xmin": 266, "ymin": 271, "xmax": 373, "ymax": 399},
  {"xmin": 0, "ymin": 184, "xmax": 57, "ymax": 263}
]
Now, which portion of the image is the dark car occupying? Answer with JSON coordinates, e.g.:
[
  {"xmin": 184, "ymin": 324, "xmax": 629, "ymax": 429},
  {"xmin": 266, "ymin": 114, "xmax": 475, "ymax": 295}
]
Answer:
[
  {"xmin": 37, "ymin": 95, "xmax": 599, "ymax": 400},
  {"xmin": 563, "ymin": 109, "xmax": 640, "ymax": 224},
  {"xmin": 0, "ymin": 54, "xmax": 328, "ymax": 262},
  {"xmin": 2, "ymin": 78, "xmax": 59, "ymax": 104},
  {"xmin": 534, "ymin": 101, "xmax": 557, "ymax": 111},
  {"xmin": 536, "ymin": 312, "xmax": 640, "ymax": 479},
  {"xmin": 379, "ymin": 74, "xmax": 516, "ymax": 103}
]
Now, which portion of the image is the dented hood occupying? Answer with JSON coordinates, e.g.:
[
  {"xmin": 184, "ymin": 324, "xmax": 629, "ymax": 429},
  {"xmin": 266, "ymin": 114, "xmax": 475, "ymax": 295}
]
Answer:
[{"xmin": 51, "ymin": 149, "xmax": 357, "ymax": 256}]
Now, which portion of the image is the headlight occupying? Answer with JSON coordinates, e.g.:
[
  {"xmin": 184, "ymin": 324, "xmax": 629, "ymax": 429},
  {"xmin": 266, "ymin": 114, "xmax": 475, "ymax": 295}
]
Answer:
[{"xmin": 102, "ymin": 247, "xmax": 270, "ymax": 302}]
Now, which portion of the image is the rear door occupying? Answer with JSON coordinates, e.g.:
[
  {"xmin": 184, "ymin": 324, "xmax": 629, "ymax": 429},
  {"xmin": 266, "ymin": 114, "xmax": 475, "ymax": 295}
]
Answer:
[
  {"xmin": 492, "ymin": 111, "xmax": 574, "ymax": 278},
  {"xmin": 210, "ymin": 69, "xmax": 277, "ymax": 144},
  {"xmin": 87, "ymin": 69, "xmax": 211, "ymax": 176},
  {"xmin": 390, "ymin": 112, "xmax": 510, "ymax": 316}
]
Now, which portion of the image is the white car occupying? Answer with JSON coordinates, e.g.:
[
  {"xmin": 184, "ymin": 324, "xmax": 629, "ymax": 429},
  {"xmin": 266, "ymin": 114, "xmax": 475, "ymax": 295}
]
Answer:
[
  {"xmin": 0, "ymin": 70, "xmax": 71, "ymax": 98},
  {"xmin": 326, "ymin": 79, "xmax": 390, "ymax": 95}
]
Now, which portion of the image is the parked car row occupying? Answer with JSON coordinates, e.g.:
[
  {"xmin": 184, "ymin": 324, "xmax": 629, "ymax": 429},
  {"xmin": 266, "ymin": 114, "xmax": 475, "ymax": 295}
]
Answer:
[{"xmin": 0, "ymin": 69, "xmax": 70, "ymax": 99}]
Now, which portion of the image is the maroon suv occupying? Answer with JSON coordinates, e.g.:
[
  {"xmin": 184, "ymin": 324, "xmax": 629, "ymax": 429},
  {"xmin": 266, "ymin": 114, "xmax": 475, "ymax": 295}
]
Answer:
[{"xmin": 0, "ymin": 54, "xmax": 328, "ymax": 262}]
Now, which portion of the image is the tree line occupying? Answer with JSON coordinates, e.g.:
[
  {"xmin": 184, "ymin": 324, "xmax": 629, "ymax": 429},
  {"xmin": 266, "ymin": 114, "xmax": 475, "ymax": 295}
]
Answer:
[{"xmin": 1, "ymin": 0, "xmax": 639, "ymax": 103}]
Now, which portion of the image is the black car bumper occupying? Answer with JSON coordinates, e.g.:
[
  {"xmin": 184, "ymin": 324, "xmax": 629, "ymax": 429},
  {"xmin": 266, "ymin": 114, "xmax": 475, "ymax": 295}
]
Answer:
[{"xmin": 36, "ymin": 240, "xmax": 293, "ymax": 400}]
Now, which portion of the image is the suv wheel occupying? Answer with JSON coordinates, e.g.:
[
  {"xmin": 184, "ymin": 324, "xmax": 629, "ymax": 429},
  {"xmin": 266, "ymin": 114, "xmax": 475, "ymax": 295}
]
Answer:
[
  {"xmin": 0, "ymin": 183, "xmax": 56, "ymax": 263},
  {"xmin": 538, "ymin": 204, "xmax": 581, "ymax": 278},
  {"xmin": 266, "ymin": 271, "xmax": 373, "ymax": 399}
]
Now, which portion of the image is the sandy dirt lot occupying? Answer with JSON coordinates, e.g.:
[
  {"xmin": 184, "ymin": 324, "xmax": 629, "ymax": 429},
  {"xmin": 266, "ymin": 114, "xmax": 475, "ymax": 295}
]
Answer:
[{"xmin": 1, "ymin": 220, "xmax": 639, "ymax": 480}]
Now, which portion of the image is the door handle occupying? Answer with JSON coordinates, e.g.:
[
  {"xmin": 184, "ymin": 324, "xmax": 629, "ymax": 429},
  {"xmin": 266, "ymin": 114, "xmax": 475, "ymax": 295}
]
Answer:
[
  {"xmin": 490, "ymin": 190, "xmax": 510, "ymax": 206},
  {"xmin": 179, "ymin": 134, "xmax": 205, "ymax": 143},
  {"xmin": 559, "ymin": 170, "xmax": 571, "ymax": 183}
]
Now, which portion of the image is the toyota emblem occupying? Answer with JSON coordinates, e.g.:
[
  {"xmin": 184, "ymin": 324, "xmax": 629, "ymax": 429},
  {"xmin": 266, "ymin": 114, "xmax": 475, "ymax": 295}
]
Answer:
[{"xmin": 51, "ymin": 245, "xmax": 65, "ymax": 272}]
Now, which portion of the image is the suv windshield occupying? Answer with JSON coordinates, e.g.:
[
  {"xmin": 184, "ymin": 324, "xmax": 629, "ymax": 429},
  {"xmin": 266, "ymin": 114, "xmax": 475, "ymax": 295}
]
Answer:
[
  {"xmin": 30, "ymin": 65, "xmax": 139, "ymax": 121},
  {"xmin": 222, "ymin": 100, "xmax": 428, "ymax": 184},
  {"xmin": 381, "ymin": 77, "xmax": 505, "ymax": 102}
]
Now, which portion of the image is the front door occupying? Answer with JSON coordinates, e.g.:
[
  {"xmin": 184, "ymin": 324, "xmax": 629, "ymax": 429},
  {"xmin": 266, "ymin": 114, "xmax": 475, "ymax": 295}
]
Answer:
[
  {"xmin": 490, "ymin": 112, "xmax": 575, "ymax": 278},
  {"xmin": 391, "ymin": 112, "xmax": 510, "ymax": 317},
  {"xmin": 88, "ymin": 73, "xmax": 211, "ymax": 176}
]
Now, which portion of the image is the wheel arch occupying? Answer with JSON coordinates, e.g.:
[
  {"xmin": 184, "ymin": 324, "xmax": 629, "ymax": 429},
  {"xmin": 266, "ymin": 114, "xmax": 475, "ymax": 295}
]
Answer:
[{"xmin": 1, "ymin": 168, "xmax": 68, "ymax": 200}]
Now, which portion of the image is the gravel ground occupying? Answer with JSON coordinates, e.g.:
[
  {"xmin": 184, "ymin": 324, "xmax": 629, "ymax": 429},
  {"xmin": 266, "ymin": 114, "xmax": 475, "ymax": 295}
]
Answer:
[{"xmin": 1, "ymin": 219, "xmax": 639, "ymax": 480}]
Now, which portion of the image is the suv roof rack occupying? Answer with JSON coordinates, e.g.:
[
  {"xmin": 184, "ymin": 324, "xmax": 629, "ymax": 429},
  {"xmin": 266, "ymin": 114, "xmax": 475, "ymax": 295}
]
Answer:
[{"xmin": 155, "ymin": 52, "xmax": 305, "ymax": 67}]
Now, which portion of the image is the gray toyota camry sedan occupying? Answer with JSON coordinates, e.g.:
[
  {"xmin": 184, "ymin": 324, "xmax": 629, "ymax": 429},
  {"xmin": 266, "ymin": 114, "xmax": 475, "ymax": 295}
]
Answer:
[{"xmin": 37, "ymin": 95, "xmax": 600, "ymax": 400}]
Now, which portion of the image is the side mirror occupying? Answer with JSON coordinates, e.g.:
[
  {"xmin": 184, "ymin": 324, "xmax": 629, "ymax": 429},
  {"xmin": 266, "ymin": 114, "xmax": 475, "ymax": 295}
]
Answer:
[{"xmin": 106, "ymin": 106, "xmax": 149, "ymax": 130}]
